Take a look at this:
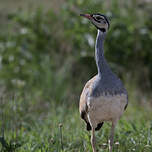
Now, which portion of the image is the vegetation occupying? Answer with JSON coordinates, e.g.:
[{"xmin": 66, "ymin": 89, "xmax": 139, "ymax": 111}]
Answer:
[{"xmin": 0, "ymin": 0, "xmax": 152, "ymax": 151}]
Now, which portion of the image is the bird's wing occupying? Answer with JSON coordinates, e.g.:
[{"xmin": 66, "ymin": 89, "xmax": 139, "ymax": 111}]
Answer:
[{"xmin": 79, "ymin": 75, "xmax": 97, "ymax": 119}]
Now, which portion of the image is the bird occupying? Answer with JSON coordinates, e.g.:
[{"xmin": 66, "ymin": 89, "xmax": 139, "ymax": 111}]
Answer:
[{"xmin": 79, "ymin": 13, "xmax": 128, "ymax": 152}]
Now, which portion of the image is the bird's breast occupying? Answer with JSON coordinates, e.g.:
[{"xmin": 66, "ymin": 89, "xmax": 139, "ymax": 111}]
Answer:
[
  {"xmin": 90, "ymin": 75, "xmax": 127, "ymax": 98},
  {"xmin": 87, "ymin": 93, "xmax": 127, "ymax": 122}
]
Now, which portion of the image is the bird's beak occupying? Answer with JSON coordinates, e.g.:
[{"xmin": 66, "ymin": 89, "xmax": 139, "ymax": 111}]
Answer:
[{"xmin": 80, "ymin": 14, "xmax": 92, "ymax": 20}]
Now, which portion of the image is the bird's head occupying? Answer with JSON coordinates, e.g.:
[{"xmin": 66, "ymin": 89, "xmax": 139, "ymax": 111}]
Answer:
[{"xmin": 80, "ymin": 13, "xmax": 110, "ymax": 32}]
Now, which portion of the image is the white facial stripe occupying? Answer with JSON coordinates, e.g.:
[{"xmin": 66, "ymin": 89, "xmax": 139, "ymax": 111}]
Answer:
[
  {"xmin": 93, "ymin": 15, "xmax": 104, "ymax": 21},
  {"xmin": 93, "ymin": 20, "xmax": 106, "ymax": 28},
  {"xmin": 91, "ymin": 18, "xmax": 108, "ymax": 30}
]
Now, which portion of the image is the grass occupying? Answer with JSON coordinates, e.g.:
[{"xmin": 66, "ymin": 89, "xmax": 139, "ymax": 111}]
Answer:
[
  {"xmin": 0, "ymin": 91, "xmax": 152, "ymax": 152},
  {"xmin": 0, "ymin": 0, "xmax": 152, "ymax": 151}
]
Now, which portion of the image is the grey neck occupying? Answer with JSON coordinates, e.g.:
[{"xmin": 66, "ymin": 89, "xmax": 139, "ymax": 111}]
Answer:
[{"xmin": 95, "ymin": 30, "xmax": 111, "ymax": 76}]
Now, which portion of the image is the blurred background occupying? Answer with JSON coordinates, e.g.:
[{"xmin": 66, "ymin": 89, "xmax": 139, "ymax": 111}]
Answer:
[{"xmin": 0, "ymin": 0, "xmax": 152, "ymax": 151}]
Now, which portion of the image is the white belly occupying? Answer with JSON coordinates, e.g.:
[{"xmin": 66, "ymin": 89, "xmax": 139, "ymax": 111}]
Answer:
[{"xmin": 87, "ymin": 93, "xmax": 127, "ymax": 124}]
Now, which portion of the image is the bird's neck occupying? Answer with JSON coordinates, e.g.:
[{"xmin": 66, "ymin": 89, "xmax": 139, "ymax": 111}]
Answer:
[{"xmin": 95, "ymin": 30, "xmax": 110, "ymax": 76}]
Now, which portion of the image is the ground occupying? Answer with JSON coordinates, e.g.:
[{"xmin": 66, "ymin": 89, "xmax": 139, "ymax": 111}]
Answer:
[{"xmin": 0, "ymin": 94, "xmax": 152, "ymax": 152}]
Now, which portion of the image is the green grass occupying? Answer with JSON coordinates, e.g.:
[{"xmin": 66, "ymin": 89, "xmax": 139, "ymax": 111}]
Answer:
[
  {"xmin": 0, "ymin": 0, "xmax": 152, "ymax": 151},
  {"xmin": 0, "ymin": 93, "xmax": 152, "ymax": 152}
]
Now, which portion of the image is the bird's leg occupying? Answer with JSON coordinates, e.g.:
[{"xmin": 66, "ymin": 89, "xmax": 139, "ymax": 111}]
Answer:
[
  {"xmin": 108, "ymin": 120, "xmax": 117, "ymax": 152},
  {"xmin": 91, "ymin": 128, "xmax": 96, "ymax": 152},
  {"xmin": 87, "ymin": 113, "xmax": 97, "ymax": 152}
]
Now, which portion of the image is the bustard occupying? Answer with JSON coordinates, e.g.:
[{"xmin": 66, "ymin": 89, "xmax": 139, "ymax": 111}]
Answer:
[{"xmin": 79, "ymin": 13, "xmax": 128, "ymax": 152}]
